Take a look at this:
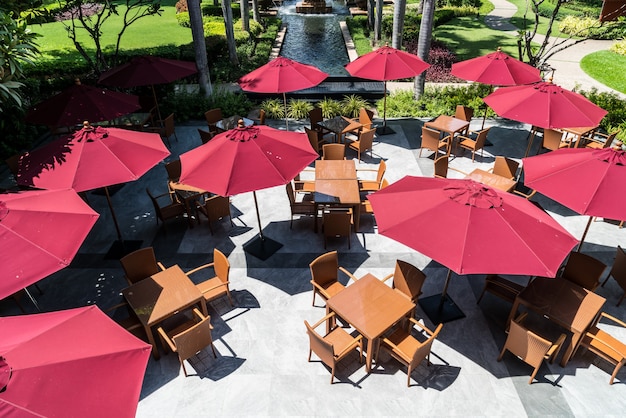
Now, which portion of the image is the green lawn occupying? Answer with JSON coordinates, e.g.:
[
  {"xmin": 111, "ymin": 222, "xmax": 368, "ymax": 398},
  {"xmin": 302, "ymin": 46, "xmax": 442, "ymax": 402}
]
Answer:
[{"xmin": 581, "ymin": 50, "xmax": 626, "ymax": 94}]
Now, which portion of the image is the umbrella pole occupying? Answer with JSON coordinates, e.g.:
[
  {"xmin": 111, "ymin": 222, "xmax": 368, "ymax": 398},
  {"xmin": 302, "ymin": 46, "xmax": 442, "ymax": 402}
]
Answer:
[
  {"xmin": 283, "ymin": 92, "xmax": 289, "ymax": 130},
  {"xmin": 152, "ymin": 85, "xmax": 164, "ymax": 128},
  {"xmin": 441, "ymin": 268, "xmax": 453, "ymax": 298},
  {"xmin": 377, "ymin": 81, "xmax": 394, "ymax": 135},
  {"xmin": 104, "ymin": 186, "xmax": 124, "ymax": 242},
  {"xmin": 576, "ymin": 216, "xmax": 594, "ymax": 252},
  {"xmin": 253, "ymin": 190, "xmax": 264, "ymax": 241},
  {"xmin": 417, "ymin": 268, "xmax": 465, "ymax": 324}
]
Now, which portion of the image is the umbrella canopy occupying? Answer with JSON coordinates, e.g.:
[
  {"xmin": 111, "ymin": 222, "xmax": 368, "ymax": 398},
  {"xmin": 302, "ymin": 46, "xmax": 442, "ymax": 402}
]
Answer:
[
  {"xmin": 25, "ymin": 79, "xmax": 141, "ymax": 128},
  {"xmin": 238, "ymin": 57, "xmax": 328, "ymax": 129},
  {"xmin": 179, "ymin": 123, "xmax": 319, "ymax": 196},
  {"xmin": 482, "ymin": 79, "xmax": 607, "ymax": 130},
  {"xmin": 523, "ymin": 147, "xmax": 626, "ymax": 248},
  {"xmin": 344, "ymin": 45, "xmax": 430, "ymax": 133},
  {"xmin": 179, "ymin": 123, "xmax": 318, "ymax": 259},
  {"xmin": 450, "ymin": 47, "xmax": 542, "ymax": 86},
  {"xmin": 0, "ymin": 305, "xmax": 151, "ymax": 418},
  {"xmin": 98, "ymin": 55, "xmax": 198, "ymax": 88},
  {"xmin": 368, "ymin": 176, "xmax": 578, "ymax": 277},
  {"xmin": 0, "ymin": 189, "xmax": 99, "ymax": 300},
  {"xmin": 17, "ymin": 124, "xmax": 170, "ymax": 243}
]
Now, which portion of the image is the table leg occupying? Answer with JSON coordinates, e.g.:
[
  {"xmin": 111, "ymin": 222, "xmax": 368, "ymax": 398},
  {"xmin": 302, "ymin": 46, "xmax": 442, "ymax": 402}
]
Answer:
[
  {"xmin": 560, "ymin": 331, "xmax": 581, "ymax": 367},
  {"xmin": 365, "ymin": 337, "xmax": 375, "ymax": 373},
  {"xmin": 353, "ymin": 203, "xmax": 360, "ymax": 233},
  {"xmin": 146, "ymin": 325, "xmax": 160, "ymax": 360}
]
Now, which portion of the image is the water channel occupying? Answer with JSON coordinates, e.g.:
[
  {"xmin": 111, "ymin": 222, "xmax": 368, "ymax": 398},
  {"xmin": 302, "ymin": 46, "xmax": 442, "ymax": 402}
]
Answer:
[{"xmin": 277, "ymin": 1, "xmax": 351, "ymax": 76}]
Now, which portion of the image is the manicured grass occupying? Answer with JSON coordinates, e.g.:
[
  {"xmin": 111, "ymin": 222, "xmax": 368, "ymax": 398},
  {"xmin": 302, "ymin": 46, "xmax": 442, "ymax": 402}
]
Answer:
[
  {"xmin": 581, "ymin": 50, "xmax": 626, "ymax": 94},
  {"xmin": 507, "ymin": 0, "xmax": 599, "ymax": 37},
  {"xmin": 433, "ymin": 16, "xmax": 521, "ymax": 60}
]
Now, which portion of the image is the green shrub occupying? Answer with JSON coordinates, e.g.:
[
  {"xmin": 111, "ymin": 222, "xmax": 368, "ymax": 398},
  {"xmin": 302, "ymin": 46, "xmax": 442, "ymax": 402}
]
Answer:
[
  {"xmin": 317, "ymin": 97, "xmax": 342, "ymax": 118},
  {"xmin": 261, "ymin": 98, "xmax": 285, "ymax": 119},
  {"xmin": 202, "ymin": 4, "xmax": 241, "ymax": 16},
  {"xmin": 176, "ymin": 11, "xmax": 190, "ymax": 27},
  {"xmin": 579, "ymin": 87, "xmax": 626, "ymax": 133},
  {"xmin": 611, "ymin": 39, "xmax": 626, "ymax": 56},
  {"xmin": 287, "ymin": 99, "xmax": 314, "ymax": 119},
  {"xmin": 341, "ymin": 94, "xmax": 370, "ymax": 118},
  {"xmin": 559, "ymin": 15, "xmax": 597, "ymax": 37}
]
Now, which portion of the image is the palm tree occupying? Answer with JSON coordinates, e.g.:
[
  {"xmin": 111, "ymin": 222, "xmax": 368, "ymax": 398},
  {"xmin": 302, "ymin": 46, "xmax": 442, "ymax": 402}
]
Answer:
[
  {"xmin": 391, "ymin": 0, "xmax": 406, "ymax": 49},
  {"xmin": 221, "ymin": 0, "xmax": 239, "ymax": 66},
  {"xmin": 414, "ymin": 0, "xmax": 434, "ymax": 99},
  {"xmin": 240, "ymin": 0, "xmax": 250, "ymax": 32},
  {"xmin": 189, "ymin": 0, "xmax": 213, "ymax": 96}
]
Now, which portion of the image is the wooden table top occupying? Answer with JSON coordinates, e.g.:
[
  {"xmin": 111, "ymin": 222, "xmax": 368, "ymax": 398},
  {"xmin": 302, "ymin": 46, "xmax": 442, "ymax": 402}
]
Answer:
[
  {"xmin": 122, "ymin": 265, "xmax": 204, "ymax": 327},
  {"xmin": 315, "ymin": 159, "xmax": 357, "ymax": 180},
  {"xmin": 466, "ymin": 169, "xmax": 517, "ymax": 192},
  {"xmin": 317, "ymin": 115, "xmax": 362, "ymax": 135},
  {"xmin": 169, "ymin": 181, "xmax": 207, "ymax": 195},
  {"xmin": 425, "ymin": 115, "xmax": 470, "ymax": 135},
  {"xmin": 314, "ymin": 179, "xmax": 360, "ymax": 204},
  {"xmin": 327, "ymin": 273, "xmax": 415, "ymax": 340},
  {"xmin": 560, "ymin": 126, "xmax": 598, "ymax": 148}
]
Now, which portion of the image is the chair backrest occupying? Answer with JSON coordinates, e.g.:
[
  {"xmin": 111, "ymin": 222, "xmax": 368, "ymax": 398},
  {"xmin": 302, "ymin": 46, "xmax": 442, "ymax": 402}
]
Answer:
[
  {"xmin": 172, "ymin": 315, "xmax": 214, "ymax": 362},
  {"xmin": 198, "ymin": 129, "xmax": 214, "ymax": 144},
  {"xmin": 120, "ymin": 247, "xmax": 161, "ymax": 284},
  {"xmin": 309, "ymin": 107, "xmax": 323, "ymax": 126},
  {"xmin": 323, "ymin": 209, "xmax": 351, "ymax": 238},
  {"xmin": 610, "ymin": 246, "xmax": 626, "ymax": 290},
  {"xmin": 376, "ymin": 160, "xmax": 387, "ymax": 184},
  {"xmin": 322, "ymin": 143, "xmax": 345, "ymax": 160},
  {"xmin": 202, "ymin": 195, "xmax": 231, "ymax": 221},
  {"xmin": 163, "ymin": 113, "xmax": 175, "ymax": 136},
  {"xmin": 380, "ymin": 178, "xmax": 389, "ymax": 189},
  {"xmin": 505, "ymin": 319, "xmax": 554, "ymax": 369},
  {"xmin": 409, "ymin": 323, "xmax": 443, "ymax": 370},
  {"xmin": 542, "ymin": 129, "xmax": 565, "ymax": 151},
  {"xmin": 599, "ymin": 131, "xmax": 618, "ymax": 148},
  {"xmin": 455, "ymin": 105, "xmax": 473, "ymax": 122},
  {"xmin": 258, "ymin": 109, "xmax": 266, "ymax": 125},
  {"xmin": 357, "ymin": 128, "xmax": 376, "ymax": 151},
  {"xmin": 421, "ymin": 126, "xmax": 443, "ymax": 151},
  {"xmin": 304, "ymin": 320, "xmax": 335, "ymax": 366},
  {"xmin": 433, "ymin": 155, "xmax": 449, "ymax": 178},
  {"xmin": 392, "ymin": 260, "xmax": 426, "ymax": 303},
  {"xmin": 562, "ymin": 252, "xmax": 606, "ymax": 291},
  {"xmin": 146, "ymin": 188, "xmax": 164, "ymax": 219},
  {"xmin": 310, "ymin": 251, "xmax": 339, "ymax": 288},
  {"xmin": 359, "ymin": 108, "xmax": 374, "ymax": 128},
  {"xmin": 304, "ymin": 126, "xmax": 320, "ymax": 152},
  {"xmin": 492, "ymin": 156, "xmax": 519, "ymax": 180},
  {"xmin": 473, "ymin": 128, "xmax": 490, "ymax": 148},
  {"xmin": 286, "ymin": 182, "xmax": 296, "ymax": 205},
  {"xmin": 205, "ymin": 108, "xmax": 223, "ymax": 126},
  {"xmin": 212, "ymin": 248, "xmax": 230, "ymax": 284},
  {"xmin": 165, "ymin": 159, "xmax": 181, "ymax": 182}
]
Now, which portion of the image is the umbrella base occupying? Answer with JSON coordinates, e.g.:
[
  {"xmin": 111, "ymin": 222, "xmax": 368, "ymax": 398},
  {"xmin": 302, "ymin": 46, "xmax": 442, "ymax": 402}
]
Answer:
[
  {"xmin": 243, "ymin": 236, "xmax": 283, "ymax": 261},
  {"xmin": 376, "ymin": 125, "xmax": 395, "ymax": 136},
  {"xmin": 418, "ymin": 293, "xmax": 466, "ymax": 324},
  {"xmin": 105, "ymin": 240, "xmax": 143, "ymax": 259}
]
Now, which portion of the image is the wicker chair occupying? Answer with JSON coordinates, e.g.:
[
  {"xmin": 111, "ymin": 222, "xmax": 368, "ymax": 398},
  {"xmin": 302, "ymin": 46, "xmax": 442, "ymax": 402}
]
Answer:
[
  {"xmin": 585, "ymin": 130, "xmax": 618, "ymax": 149},
  {"xmin": 188, "ymin": 248, "xmax": 234, "ymax": 307},
  {"xmin": 579, "ymin": 311, "xmax": 626, "ymax": 384},
  {"xmin": 304, "ymin": 126, "xmax": 328, "ymax": 154},
  {"xmin": 286, "ymin": 182, "xmax": 316, "ymax": 228},
  {"xmin": 322, "ymin": 208, "xmax": 352, "ymax": 249},
  {"xmin": 560, "ymin": 252, "xmax": 607, "ymax": 291},
  {"xmin": 347, "ymin": 127, "xmax": 376, "ymax": 161},
  {"xmin": 419, "ymin": 126, "xmax": 450, "ymax": 157},
  {"xmin": 538, "ymin": 129, "xmax": 569, "ymax": 154},
  {"xmin": 498, "ymin": 313, "xmax": 566, "ymax": 384},
  {"xmin": 322, "ymin": 143, "xmax": 346, "ymax": 160},
  {"xmin": 601, "ymin": 245, "xmax": 626, "ymax": 306},
  {"xmin": 382, "ymin": 260, "xmax": 426, "ymax": 305},
  {"xmin": 146, "ymin": 113, "xmax": 177, "ymax": 147},
  {"xmin": 195, "ymin": 195, "xmax": 233, "ymax": 235},
  {"xmin": 146, "ymin": 188, "xmax": 187, "ymax": 232},
  {"xmin": 305, "ymin": 312, "xmax": 363, "ymax": 384},
  {"xmin": 204, "ymin": 108, "xmax": 223, "ymax": 133},
  {"xmin": 489, "ymin": 156, "xmax": 519, "ymax": 180},
  {"xmin": 119, "ymin": 247, "xmax": 166, "ymax": 285},
  {"xmin": 458, "ymin": 127, "xmax": 490, "ymax": 162},
  {"xmin": 309, "ymin": 251, "xmax": 358, "ymax": 306},
  {"xmin": 433, "ymin": 155, "xmax": 468, "ymax": 179},
  {"xmin": 358, "ymin": 160, "xmax": 386, "ymax": 192}
]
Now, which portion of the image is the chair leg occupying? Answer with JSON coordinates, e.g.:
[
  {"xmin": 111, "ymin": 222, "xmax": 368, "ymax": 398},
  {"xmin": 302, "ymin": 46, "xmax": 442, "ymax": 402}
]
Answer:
[
  {"xmin": 209, "ymin": 343, "xmax": 217, "ymax": 358},
  {"xmin": 180, "ymin": 359, "xmax": 188, "ymax": 377}
]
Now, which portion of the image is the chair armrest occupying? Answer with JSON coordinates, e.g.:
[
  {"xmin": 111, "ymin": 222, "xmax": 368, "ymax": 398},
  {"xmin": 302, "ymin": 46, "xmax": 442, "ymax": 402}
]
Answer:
[
  {"xmin": 338, "ymin": 266, "xmax": 358, "ymax": 282},
  {"xmin": 547, "ymin": 333, "xmax": 567, "ymax": 362},
  {"xmin": 105, "ymin": 302, "xmax": 129, "ymax": 313},
  {"xmin": 381, "ymin": 273, "xmax": 394, "ymax": 283},
  {"xmin": 310, "ymin": 280, "xmax": 333, "ymax": 300},
  {"xmin": 157, "ymin": 262, "xmax": 166, "ymax": 271},
  {"xmin": 311, "ymin": 311, "xmax": 337, "ymax": 329},
  {"xmin": 513, "ymin": 312, "xmax": 529, "ymax": 325},
  {"xmin": 409, "ymin": 317, "xmax": 435, "ymax": 336},
  {"xmin": 191, "ymin": 307, "xmax": 207, "ymax": 321},
  {"xmin": 199, "ymin": 281, "xmax": 229, "ymax": 294},
  {"xmin": 185, "ymin": 262, "xmax": 215, "ymax": 276},
  {"xmin": 599, "ymin": 312, "xmax": 626, "ymax": 328},
  {"xmin": 157, "ymin": 326, "xmax": 177, "ymax": 352},
  {"xmin": 449, "ymin": 167, "xmax": 469, "ymax": 176},
  {"xmin": 334, "ymin": 335, "xmax": 363, "ymax": 358},
  {"xmin": 584, "ymin": 329, "xmax": 626, "ymax": 358}
]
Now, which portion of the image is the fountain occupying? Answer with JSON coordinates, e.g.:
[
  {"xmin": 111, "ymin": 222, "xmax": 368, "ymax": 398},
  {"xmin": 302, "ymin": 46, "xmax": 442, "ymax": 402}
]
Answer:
[{"xmin": 295, "ymin": 0, "xmax": 332, "ymax": 14}]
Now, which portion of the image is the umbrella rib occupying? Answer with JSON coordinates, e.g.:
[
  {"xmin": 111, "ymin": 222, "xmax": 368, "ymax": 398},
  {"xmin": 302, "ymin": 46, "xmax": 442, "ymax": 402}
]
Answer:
[{"xmin": 0, "ymin": 224, "xmax": 70, "ymax": 266}]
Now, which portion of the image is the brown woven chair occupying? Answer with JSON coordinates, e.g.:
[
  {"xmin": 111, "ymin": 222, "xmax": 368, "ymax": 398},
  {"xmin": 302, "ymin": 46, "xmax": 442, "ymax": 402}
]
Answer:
[
  {"xmin": 538, "ymin": 128, "xmax": 569, "ymax": 154},
  {"xmin": 308, "ymin": 107, "xmax": 332, "ymax": 138},
  {"xmin": 347, "ymin": 127, "xmax": 376, "ymax": 161},
  {"xmin": 188, "ymin": 248, "xmax": 234, "ymax": 307},
  {"xmin": 322, "ymin": 143, "xmax": 346, "ymax": 160},
  {"xmin": 359, "ymin": 179, "xmax": 389, "ymax": 220},
  {"xmin": 477, "ymin": 274, "xmax": 526, "ymax": 305},
  {"xmin": 489, "ymin": 156, "xmax": 519, "ymax": 180},
  {"xmin": 458, "ymin": 127, "xmax": 490, "ymax": 162},
  {"xmin": 454, "ymin": 105, "xmax": 473, "ymax": 135},
  {"xmin": 304, "ymin": 126, "xmax": 328, "ymax": 154},
  {"xmin": 419, "ymin": 126, "xmax": 450, "ymax": 157},
  {"xmin": 344, "ymin": 108, "xmax": 375, "ymax": 138},
  {"xmin": 197, "ymin": 128, "xmax": 214, "ymax": 144},
  {"xmin": 560, "ymin": 252, "xmax": 606, "ymax": 291},
  {"xmin": 286, "ymin": 182, "xmax": 316, "ymax": 228},
  {"xmin": 119, "ymin": 247, "xmax": 166, "ymax": 285},
  {"xmin": 146, "ymin": 113, "xmax": 177, "ymax": 147},
  {"xmin": 382, "ymin": 260, "xmax": 426, "ymax": 305},
  {"xmin": 358, "ymin": 160, "xmax": 386, "ymax": 192},
  {"xmin": 204, "ymin": 108, "xmax": 223, "ymax": 133},
  {"xmin": 105, "ymin": 300, "xmax": 147, "ymax": 341},
  {"xmin": 322, "ymin": 208, "xmax": 352, "ymax": 249},
  {"xmin": 293, "ymin": 171, "xmax": 315, "ymax": 194},
  {"xmin": 579, "ymin": 312, "xmax": 626, "ymax": 384},
  {"xmin": 585, "ymin": 130, "xmax": 618, "ymax": 149},
  {"xmin": 309, "ymin": 250, "xmax": 358, "ymax": 306},
  {"xmin": 498, "ymin": 313, "xmax": 566, "ymax": 384},
  {"xmin": 376, "ymin": 319, "xmax": 443, "ymax": 387},
  {"xmin": 433, "ymin": 155, "xmax": 467, "ymax": 179},
  {"xmin": 305, "ymin": 311, "xmax": 363, "ymax": 384},
  {"xmin": 601, "ymin": 246, "xmax": 626, "ymax": 306},
  {"xmin": 157, "ymin": 308, "xmax": 217, "ymax": 377},
  {"xmin": 146, "ymin": 188, "xmax": 187, "ymax": 232},
  {"xmin": 195, "ymin": 195, "xmax": 233, "ymax": 235}
]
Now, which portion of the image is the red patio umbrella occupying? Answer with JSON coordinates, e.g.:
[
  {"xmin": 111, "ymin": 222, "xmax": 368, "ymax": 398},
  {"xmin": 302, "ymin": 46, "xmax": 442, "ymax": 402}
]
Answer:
[
  {"xmin": 344, "ymin": 45, "xmax": 430, "ymax": 134},
  {"xmin": 98, "ymin": 55, "xmax": 198, "ymax": 125},
  {"xmin": 17, "ymin": 123, "xmax": 170, "ymax": 255},
  {"xmin": 25, "ymin": 79, "xmax": 141, "ymax": 128},
  {"xmin": 368, "ymin": 176, "xmax": 578, "ymax": 322},
  {"xmin": 451, "ymin": 47, "xmax": 542, "ymax": 127},
  {"xmin": 0, "ymin": 189, "xmax": 99, "ymax": 301},
  {"xmin": 179, "ymin": 122, "xmax": 318, "ymax": 260},
  {"xmin": 0, "ymin": 305, "xmax": 151, "ymax": 418},
  {"xmin": 238, "ymin": 56, "xmax": 328, "ymax": 129},
  {"xmin": 523, "ymin": 147, "xmax": 626, "ymax": 250}
]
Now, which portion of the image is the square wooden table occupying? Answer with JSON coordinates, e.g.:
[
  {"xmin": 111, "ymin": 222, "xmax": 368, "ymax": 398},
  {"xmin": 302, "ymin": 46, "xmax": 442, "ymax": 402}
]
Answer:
[
  {"xmin": 168, "ymin": 181, "xmax": 209, "ymax": 228},
  {"xmin": 507, "ymin": 277, "xmax": 605, "ymax": 366},
  {"xmin": 314, "ymin": 160, "xmax": 360, "ymax": 232},
  {"xmin": 326, "ymin": 273, "xmax": 416, "ymax": 372},
  {"xmin": 466, "ymin": 168, "xmax": 517, "ymax": 192},
  {"xmin": 560, "ymin": 126, "xmax": 597, "ymax": 148},
  {"xmin": 123, "ymin": 265, "xmax": 208, "ymax": 359},
  {"xmin": 216, "ymin": 115, "xmax": 254, "ymax": 132},
  {"xmin": 425, "ymin": 115, "xmax": 470, "ymax": 140},
  {"xmin": 317, "ymin": 116, "xmax": 362, "ymax": 143}
]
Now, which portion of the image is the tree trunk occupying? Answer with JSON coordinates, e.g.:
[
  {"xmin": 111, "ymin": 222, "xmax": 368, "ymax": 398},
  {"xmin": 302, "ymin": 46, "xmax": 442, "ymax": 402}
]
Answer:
[
  {"xmin": 367, "ymin": 0, "xmax": 375, "ymax": 30},
  {"xmin": 374, "ymin": 0, "xmax": 383, "ymax": 46},
  {"xmin": 392, "ymin": 0, "xmax": 406, "ymax": 49},
  {"xmin": 221, "ymin": 0, "xmax": 240, "ymax": 66},
  {"xmin": 240, "ymin": 0, "xmax": 250, "ymax": 32},
  {"xmin": 414, "ymin": 0, "xmax": 434, "ymax": 99},
  {"xmin": 189, "ymin": 0, "xmax": 213, "ymax": 97},
  {"xmin": 252, "ymin": 0, "xmax": 261, "ymax": 23}
]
